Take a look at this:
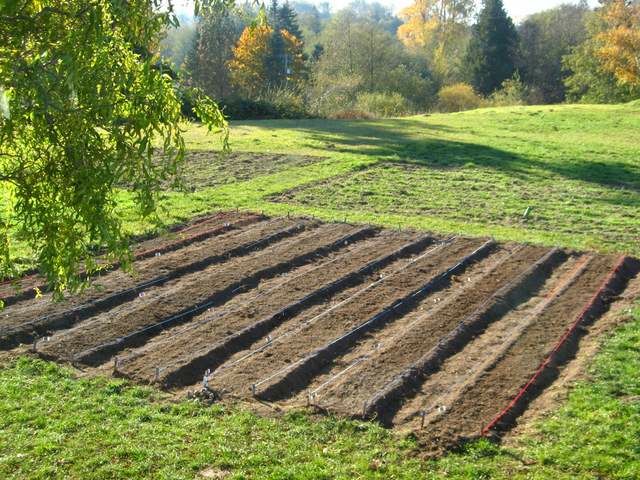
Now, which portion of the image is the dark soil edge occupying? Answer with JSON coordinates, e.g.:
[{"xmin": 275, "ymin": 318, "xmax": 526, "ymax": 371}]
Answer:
[
  {"xmin": 364, "ymin": 248, "xmax": 567, "ymax": 424},
  {"xmin": 157, "ymin": 235, "xmax": 437, "ymax": 388}
]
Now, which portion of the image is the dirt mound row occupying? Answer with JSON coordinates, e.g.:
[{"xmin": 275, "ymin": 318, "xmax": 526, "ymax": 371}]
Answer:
[
  {"xmin": 117, "ymin": 231, "xmax": 432, "ymax": 386},
  {"xmin": 0, "ymin": 216, "xmax": 297, "ymax": 349},
  {"xmin": 205, "ymin": 237, "xmax": 489, "ymax": 399},
  {"xmin": 389, "ymin": 254, "xmax": 594, "ymax": 430},
  {"xmin": 416, "ymin": 254, "xmax": 625, "ymax": 454},
  {"xmin": 36, "ymin": 223, "xmax": 371, "ymax": 364},
  {"xmin": 1, "ymin": 212, "xmax": 634, "ymax": 453},
  {"xmin": 0, "ymin": 211, "xmax": 255, "ymax": 306},
  {"xmin": 315, "ymin": 246, "xmax": 558, "ymax": 420}
]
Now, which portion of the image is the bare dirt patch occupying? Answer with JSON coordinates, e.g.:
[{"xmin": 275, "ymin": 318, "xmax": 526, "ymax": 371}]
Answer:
[
  {"xmin": 167, "ymin": 151, "xmax": 324, "ymax": 190},
  {"xmin": 3, "ymin": 212, "xmax": 636, "ymax": 455}
]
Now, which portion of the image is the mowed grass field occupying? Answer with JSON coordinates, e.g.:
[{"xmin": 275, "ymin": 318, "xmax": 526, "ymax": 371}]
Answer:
[
  {"xmin": 115, "ymin": 102, "xmax": 640, "ymax": 256},
  {"xmin": 2, "ymin": 103, "xmax": 640, "ymax": 479}
]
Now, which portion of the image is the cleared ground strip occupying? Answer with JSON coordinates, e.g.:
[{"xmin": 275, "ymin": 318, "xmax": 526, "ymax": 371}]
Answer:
[{"xmin": 2, "ymin": 211, "xmax": 637, "ymax": 453}]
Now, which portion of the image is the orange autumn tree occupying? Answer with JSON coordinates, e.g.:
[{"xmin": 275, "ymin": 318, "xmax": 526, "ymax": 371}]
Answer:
[
  {"xmin": 228, "ymin": 24, "xmax": 305, "ymax": 96},
  {"xmin": 397, "ymin": 0, "xmax": 474, "ymax": 82},
  {"xmin": 228, "ymin": 25, "xmax": 273, "ymax": 96},
  {"xmin": 597, "ymin": 0, "xmax": 640, "ymax": 86}
]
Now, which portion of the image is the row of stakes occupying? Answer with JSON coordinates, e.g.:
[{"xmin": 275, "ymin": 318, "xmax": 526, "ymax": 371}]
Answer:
[
  {"xmin": 36, "ymin": 337, "xmax": 446, "ymax": 428},
  {"xmin": 112, "ymin": 353, "xmax": 448, "ymax": 430},
  {"xmin": 27, "ymin": 211, "xmax": 406, "ymax": 407}
]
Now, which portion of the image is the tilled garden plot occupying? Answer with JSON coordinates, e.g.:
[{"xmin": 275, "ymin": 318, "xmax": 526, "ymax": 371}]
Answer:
[
  {"xmin": 413, "ymin": 254, "xmax": 630, "ymax": 453},
  {"xmin": 116, "ymin": 230, "xmax": 430, "ymax": 386},
  {"xmin": 36, "ymin": 222, "xmax": 367, "ymax": 364},
  {"xmin": 0, "ymin": 214, "xmax": 289, "ymax": 348},
  {"xmin": 0, "ymin": 211, "xmax": 255, "ymax": 306},
  {"xmin": 202, "ymin": 237, "xmax": 491, "ymax": 398},
  {"xmin": 3, "ymin": 213, "xmax": 636, "ymax": 453},
  {"xmin": 298, "ymin": 245, "xmax": 556, "ymax": 418}
]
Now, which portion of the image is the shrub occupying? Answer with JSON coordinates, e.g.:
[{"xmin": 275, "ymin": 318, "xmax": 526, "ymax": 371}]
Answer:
[
  {"xmin": 220, "ymin": 98, "xmax": 279, "ymax": 119},
  {"xmin": 331, "ymin": 109, "xmax": 374, "ymax": 120},
  {"xmin": 489, "ymin": 74, "xmax": 528, "ymax": 107},
  {"xmin": 383, "ymin": 65, "xmax": 438, "ymax": 111},
  {"xmin": 437, "ymin": 83, "xmax": 483, "ymax": 112},
  {"xmin": 354, "ymin": 92, "xmax": 411, "ymax": 118},
  {"xmin": 219, "ymin": 87, "xmax": 310, "ymax": 120},
  {"xmin": 253, "ymin": 87, "xmax": 309, "ymax": 119}
]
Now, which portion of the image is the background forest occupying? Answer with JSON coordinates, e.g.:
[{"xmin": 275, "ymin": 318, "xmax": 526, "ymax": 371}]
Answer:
[{"xmin": 162, "ymin": 0, "xmax": 640, "ymax": 119}]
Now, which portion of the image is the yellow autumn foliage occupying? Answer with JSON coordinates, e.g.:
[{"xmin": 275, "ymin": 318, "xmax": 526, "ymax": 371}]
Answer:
[
  {"xmin": 228, "ymin": 25, "xmax": 306, "ymax": 96},
  {"xmin": 228, "ymin": 25, "xmax": 273, "ymax": 96},
  {"xmin": 597, "ymin": 0, "xmax": 640, "ymax": 86}
]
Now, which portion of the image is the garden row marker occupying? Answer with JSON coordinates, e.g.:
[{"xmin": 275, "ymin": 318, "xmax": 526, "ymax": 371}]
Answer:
[
  {"xmin": 481, "ymin": 255, "xmax": 628, "ymax": 436},
  {"xmin": 210, "ymin": 239, "xmax": 454, "ymax": 379},
  {"xmin": 203, "ymin": 369, "xmax": 211, "ymax": 390},
  {"xmin": 306, "ymin": 356, "xmax": 369, "ymax": 407}
]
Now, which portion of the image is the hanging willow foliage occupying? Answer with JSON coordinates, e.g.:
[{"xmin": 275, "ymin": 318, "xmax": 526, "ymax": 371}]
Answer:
[{"xmin": 0, "ymin": 1, "xmax": 229, "ymax": 301}]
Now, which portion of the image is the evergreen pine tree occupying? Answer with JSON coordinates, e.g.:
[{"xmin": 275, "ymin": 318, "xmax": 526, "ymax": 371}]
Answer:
[
  {"xmin": 278, "ymin": 2, "xmax": 303, "ymax": 40},
  {"xmin": 265, "ymin": 0, "xmax": 305, "ymax": 86},
  {"xmin": 269, "ymin": 0, "xmax": 280, "ymax": 27},
  {"xmin": 465, "ymin": 0, "xmax": 519, "ymax": 95}
]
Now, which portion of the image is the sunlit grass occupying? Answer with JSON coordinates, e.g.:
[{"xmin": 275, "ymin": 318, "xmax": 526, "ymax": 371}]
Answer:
[
  {"xmin": 2, "ymin": 103, "xmax": 639, "ymax": 478},
  {"xmin": 1, "ymin": 302, "xmax": 638, "ymax": 479}
]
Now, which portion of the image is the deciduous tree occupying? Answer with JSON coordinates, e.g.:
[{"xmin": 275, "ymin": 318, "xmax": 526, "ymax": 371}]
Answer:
[
  {"xmin": 597, "ymin": 0, "xmax": 640, "ymax": 86},
  {"xmin": 186, "ymin": 6, "xmax": 245, "ymax": 99},
  {"xmin": 228, "ymin": 24, "xmax": 273, "ymax": 96},
  {"xmin": 0, "ymin": 0, "xmax": 228, "ymax": 298},
  {"xmin": 228, "ymin": 19, "xmax": 305, "ymax": 95},
  {"xmin": 397, "ymin": 0, "xmax": 474, "ymax": 82},
  {"xmin": 518, "ymin": 2, "xmax": 590, "ymax": 103},
  {"xmin": 563, "ymin": 7, "xmax": 640, "ymax": 102}
]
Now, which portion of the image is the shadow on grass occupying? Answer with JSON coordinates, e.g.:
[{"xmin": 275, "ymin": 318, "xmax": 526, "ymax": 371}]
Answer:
[{"xmin": 254, "ymin": 118, "xmax": 640, "ymax": 195}]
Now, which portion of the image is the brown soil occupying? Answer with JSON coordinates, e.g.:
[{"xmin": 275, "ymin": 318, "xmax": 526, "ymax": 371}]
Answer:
[
  {"xmin": 206, "ymin": 237, "xmax": 488, "ymax": 400},
  {"xmin": 2, "ymin": 212, "xmax": 636, "ymax": 454},
  {"xmin": 391, "ymin": 254, "xmax": 592, "ymax": 431},
  {"xmin": 0, "ymin": 216, "xmax": 292, "ymax": 347},
  {"xmin": 0, "ymin": 211, "xmax": 252, "ymax": 304},
  {"xmin": 117, "ymin": 231, "xmax": 427, "ymax": 386},
  {"xmin": 507, "ymin": 273, "xmax": 640, "ymax": 441},
  {"xmin": 167, "ymin": 151, "xmax": 323, "ymax": 190},
  {"xmin": 306, "ymin": 245, "xmax": 554, "ymax": 418},
  {"xmin": 35, "ymin": 223, "xmax": 366, "ymax": 363},
  {"xmin": 416, "ymin": 254, "xmax": 619, "ymax": 455}
]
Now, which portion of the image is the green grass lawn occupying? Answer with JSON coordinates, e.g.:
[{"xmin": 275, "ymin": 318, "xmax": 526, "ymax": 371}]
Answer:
[
  {"xmin": 8, "ymin": 103, "xmax": 640, "ymax": 266},
  {"xmin": 2, "ymin": 103, "xmax": 640, "ymax": 478},
  {"xmin": 127, "ymin": 102, "xmax": 639, "ymax": 256},
  {"xmin": 2, "ymin": 303, "xmax": 638, "ymax": 479}
]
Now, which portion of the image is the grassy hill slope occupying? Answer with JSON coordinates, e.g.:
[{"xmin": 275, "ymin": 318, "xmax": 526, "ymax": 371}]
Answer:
[
  {"xmin": 2, "ymin": 103, "xmax": 640, "ymax": 479},
  {"xmin": 121, "ymin": 103, "xmax": 639, "ymax": 257}
]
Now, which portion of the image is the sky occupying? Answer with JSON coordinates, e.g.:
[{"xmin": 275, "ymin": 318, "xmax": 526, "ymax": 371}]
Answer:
[{"xmin": 171, "ymin": 0, "xmax": 600, "ymax": 22}]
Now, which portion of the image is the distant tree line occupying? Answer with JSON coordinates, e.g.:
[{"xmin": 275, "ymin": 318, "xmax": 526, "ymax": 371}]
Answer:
[{"xmin": 160, "ymin": 0, "xmax": 640, "ymax": 118}]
